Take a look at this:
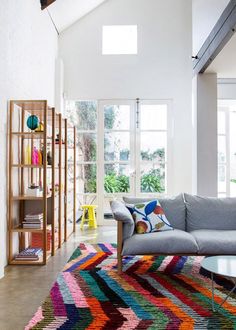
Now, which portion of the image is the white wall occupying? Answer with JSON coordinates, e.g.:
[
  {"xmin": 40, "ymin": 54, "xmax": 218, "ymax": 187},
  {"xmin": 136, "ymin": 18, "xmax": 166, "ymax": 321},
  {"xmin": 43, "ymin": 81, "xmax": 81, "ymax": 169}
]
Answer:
[
  {"xmin": 192, "ymin": 0, "xmax": 230, "ymax": 55},
  {"xmin": 193, "ymin": 73, "xmax": 218, "ymax": 197},
  {"xmin": 0, "ymin": 1, "xmax": 58, "ymax": 278},
  {"xmin": 59, "ymin": 0, "xmax": 193, "ymax": 196}
]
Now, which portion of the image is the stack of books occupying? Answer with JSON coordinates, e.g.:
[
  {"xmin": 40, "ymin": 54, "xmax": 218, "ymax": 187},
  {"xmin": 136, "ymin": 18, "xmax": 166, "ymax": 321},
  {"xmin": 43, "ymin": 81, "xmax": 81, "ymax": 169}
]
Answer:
[
  {"xmin": 23, "ymin": 213, "xmax": 43, "ymax": 229},
  {"xmin": 14, "ymin": 248, "xmax": 43, "ymax": 261}
]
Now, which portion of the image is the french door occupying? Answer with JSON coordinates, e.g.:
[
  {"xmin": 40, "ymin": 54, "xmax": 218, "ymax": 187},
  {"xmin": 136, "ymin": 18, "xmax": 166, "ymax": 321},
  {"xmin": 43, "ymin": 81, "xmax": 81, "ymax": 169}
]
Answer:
[{"xmin": 97, "ymin": 100, "xmax": 172, "ymax": 224}]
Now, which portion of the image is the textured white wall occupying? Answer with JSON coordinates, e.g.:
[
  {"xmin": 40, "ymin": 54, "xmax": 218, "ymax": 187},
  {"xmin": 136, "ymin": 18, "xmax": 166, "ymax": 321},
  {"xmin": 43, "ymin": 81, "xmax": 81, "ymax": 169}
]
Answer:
[
  {"xmin": 0, "ymin": 1, "xmax": 58, "ymax": 278},
  {"xmin": 59, "ymin": 0, "xmax": 193, "ymax": 196}
]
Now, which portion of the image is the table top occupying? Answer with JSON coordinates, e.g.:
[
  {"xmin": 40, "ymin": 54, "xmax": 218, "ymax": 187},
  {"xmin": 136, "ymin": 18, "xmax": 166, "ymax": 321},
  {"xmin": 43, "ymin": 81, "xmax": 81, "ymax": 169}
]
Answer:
[{"xmin": 201, "ymin": 256, "xmax": 236, "ymax": 278}]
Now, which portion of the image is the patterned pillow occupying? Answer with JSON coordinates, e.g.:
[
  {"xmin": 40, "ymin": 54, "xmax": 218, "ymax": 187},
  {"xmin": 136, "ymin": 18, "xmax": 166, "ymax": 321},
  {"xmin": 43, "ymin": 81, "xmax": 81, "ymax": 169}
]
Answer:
[{"xmin": 126, "ymin": 200, "xmax": 173, "ymax": 234}]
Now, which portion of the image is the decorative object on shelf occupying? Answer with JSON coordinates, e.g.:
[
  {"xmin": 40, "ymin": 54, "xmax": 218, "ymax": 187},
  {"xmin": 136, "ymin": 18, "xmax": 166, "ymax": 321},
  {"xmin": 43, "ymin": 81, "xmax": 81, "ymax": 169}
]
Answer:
[
  {"xmin": 25, "ymin": 145, "xmax": 31, "ymax": 165},
  {"xmin": 26, "ymin": 115, "xmax": 39, "ymax": 131},
  {"xmin": 38, "ymin": 149, "xmax": 43, "ymax": 165},
  {"xmin": 32, "ymin": 147, "xmax": 39, "ymax": 165},
  {"xmin": 47, "ymin": 150, "xmax": 52, "ymax": 165},
  {"xmin": 55, "ymin": 133, "xmax": 60, "ymax": 144},
  {"xmin": 35, "ymin": 121, "xmax": 44, "ymax": 132},
  {"xmin": 26, "ymin": 183, "xmax": 43, "ymax": 197}
]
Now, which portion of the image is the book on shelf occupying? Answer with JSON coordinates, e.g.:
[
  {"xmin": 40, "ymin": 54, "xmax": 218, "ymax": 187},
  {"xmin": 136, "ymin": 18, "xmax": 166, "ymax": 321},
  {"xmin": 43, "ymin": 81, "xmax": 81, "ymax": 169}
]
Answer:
[
  {"xmin": 24, "ymin": 213, "xmax": 43, "ymax": 220},
  {"xmin": 22, "ymin": 224, "xmax": 43, "ymax": 229},
  {"xmin": 23, "ymin": 213, "xmax": 44, "ymax": 228},
  {"xmin": 14, "ymin": 248, "xmax": 43, "ymax": 261},
  {"xmin": 23, "ymin": 219, "xmax": 43, "ymax": 223}
]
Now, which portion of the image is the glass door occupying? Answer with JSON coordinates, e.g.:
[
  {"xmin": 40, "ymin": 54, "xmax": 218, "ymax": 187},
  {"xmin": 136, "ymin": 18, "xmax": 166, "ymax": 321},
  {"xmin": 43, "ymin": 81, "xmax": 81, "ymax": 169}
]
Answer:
[{"xmin": 97, "ymin": 101, "xmax": 135, "ymax": 222}]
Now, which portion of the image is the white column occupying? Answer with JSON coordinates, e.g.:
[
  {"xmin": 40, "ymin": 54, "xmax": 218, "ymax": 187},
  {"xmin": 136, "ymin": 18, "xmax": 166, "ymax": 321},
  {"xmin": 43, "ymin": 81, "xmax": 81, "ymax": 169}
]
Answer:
[
  {"xmin": 55, "ymin": 58, "xmax": 64, "ymax": 114},
  {"xmin": 193, "ymin": 73, "xmax": 218, "ymax": 197}
]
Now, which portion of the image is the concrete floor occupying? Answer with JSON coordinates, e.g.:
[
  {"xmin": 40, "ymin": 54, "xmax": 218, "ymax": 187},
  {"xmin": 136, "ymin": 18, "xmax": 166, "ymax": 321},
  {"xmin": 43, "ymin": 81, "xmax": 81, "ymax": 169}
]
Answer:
[{"xmin": 0, "ymin": 225, "xmax": 117, "ymax": 330}]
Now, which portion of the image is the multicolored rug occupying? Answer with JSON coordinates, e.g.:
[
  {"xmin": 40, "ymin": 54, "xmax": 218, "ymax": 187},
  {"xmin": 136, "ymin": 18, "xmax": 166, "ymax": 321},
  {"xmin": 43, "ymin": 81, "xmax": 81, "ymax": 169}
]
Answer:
[{"xmin": 26, "ymin": 243, "xmax": 236, "ymax": 329}]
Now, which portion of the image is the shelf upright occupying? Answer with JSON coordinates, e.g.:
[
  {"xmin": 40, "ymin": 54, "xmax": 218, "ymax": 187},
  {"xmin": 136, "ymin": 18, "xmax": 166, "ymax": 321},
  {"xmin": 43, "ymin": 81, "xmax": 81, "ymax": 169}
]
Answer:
[
  {"xmin": 58, "ymin": 113, "xmax": 63, "ymax": 248},
  {"xmin": 64, "ymin": 119, "xmax": 68, "ymax": 242},
  {"xmin": 42, "ymin": 101, "xmax": 47, "ymax": 264}
]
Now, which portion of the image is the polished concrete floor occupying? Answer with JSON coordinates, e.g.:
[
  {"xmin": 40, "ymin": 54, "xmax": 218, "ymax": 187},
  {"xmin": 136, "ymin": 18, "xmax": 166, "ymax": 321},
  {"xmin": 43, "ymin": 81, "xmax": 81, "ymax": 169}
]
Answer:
[{"xmin": 0, "ymin": 225, "xmax": 117, "ymax": 330}]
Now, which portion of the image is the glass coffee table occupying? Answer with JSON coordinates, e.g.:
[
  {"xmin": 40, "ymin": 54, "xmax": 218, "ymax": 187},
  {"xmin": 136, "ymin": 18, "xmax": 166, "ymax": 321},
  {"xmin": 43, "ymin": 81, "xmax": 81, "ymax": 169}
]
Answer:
[{"xmin": 201, "ymin": 256, "xmax": 236, "ymax": 311}]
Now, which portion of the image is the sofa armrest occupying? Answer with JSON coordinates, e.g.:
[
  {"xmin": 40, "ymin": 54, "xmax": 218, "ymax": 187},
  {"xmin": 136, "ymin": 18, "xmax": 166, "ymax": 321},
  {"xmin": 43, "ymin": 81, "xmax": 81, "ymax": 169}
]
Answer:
[{"xmin": 110, "ymin": 200, "xmax": 135, "ymax": 240}]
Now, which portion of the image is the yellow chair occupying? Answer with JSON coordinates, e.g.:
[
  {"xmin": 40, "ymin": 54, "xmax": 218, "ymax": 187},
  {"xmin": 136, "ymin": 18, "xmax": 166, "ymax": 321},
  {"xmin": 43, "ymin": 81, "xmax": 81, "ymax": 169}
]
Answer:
[{"xmin": 80, "ymin": 205, "xmax": 98, "ymax": 229}]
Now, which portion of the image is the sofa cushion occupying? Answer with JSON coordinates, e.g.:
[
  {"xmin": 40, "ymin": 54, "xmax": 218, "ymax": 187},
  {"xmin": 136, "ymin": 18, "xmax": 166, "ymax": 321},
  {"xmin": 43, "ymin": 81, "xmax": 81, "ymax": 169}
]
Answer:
[
  {"xmin": 126, "ymin": 200, "xmax": 173, "ymax": 234},
  {"xmin": 185, "ymin": 193, "xmax": 236, "ymax": 231},
  {"xmin": 123, "ymin": 194, "xmax": 186, "ymax": 231},
  {"xmin": 110, "ymin": 200, "xmax": 135, "ymax": 240},
  {"xmin": 191, "ymin": 230, "xmax": 236, "ymax": 254},
  {"xmin": 122, "ymin": 229, "xmax": 198, "ymax": 255}
]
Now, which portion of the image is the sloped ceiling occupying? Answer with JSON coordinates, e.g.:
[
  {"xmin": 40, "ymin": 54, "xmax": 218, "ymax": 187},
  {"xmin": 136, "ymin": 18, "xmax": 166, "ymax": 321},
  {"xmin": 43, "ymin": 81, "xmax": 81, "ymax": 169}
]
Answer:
[{"xmin": 47, "ymin": 0, "xmax": 107, "ymax": 33}]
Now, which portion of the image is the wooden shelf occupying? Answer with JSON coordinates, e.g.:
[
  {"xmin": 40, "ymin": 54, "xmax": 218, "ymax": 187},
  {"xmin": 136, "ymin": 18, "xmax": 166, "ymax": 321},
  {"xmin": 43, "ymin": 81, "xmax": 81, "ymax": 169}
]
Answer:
[
  {"xmin": 10, "ymin": 251, "xmax": 51, "ymax": 265},
  {"xmin": 12, "ymin": 164, "xmax": 52, "ymax": 168},
  {"xmin": 11, "ymin": 226, "xmax": 43, "ymax": 232},
  {"xmin": 12, "ymin": 132, "xmax": 52, "ymax": 139},
  {"xmin": 11, "ymin": 194, "xmax": 51, "ymax": 200}
]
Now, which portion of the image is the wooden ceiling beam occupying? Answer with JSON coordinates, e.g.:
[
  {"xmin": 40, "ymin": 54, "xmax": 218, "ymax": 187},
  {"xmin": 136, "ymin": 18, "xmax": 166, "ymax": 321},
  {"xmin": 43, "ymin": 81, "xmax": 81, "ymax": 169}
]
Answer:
[{"xmin": 40, "ymin": 0, "xmax": 56, "ymax": 10}]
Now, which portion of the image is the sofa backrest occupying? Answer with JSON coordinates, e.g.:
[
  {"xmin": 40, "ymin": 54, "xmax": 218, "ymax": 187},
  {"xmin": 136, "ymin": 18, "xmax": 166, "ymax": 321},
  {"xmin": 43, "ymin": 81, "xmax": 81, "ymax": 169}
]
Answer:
[
  {"xmin": 123, "ymin": 194, "xmax": 186, "ymax": 231},
  {"xmin": 184, "ymin": 193, "xmax": 236, "ymax": 231}
]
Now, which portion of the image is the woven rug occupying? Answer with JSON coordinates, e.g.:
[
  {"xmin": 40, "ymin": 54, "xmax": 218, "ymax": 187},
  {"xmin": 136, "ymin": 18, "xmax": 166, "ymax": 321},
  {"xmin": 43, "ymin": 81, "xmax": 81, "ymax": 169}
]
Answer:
[{"xmin": 26, "ymin": 243, "xmax": 236, "ymax": 330}]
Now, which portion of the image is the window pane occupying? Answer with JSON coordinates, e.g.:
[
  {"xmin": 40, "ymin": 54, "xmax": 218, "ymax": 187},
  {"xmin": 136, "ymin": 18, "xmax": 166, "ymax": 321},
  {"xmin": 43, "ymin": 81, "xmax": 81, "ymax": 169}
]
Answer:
[
  {"xmin": 104, "ymin": 132, "xmax": 130, "ymax": 161},
  {"xmin": 218, "ymin": 136, "xmax": 226, "ymax": 163},
  {"xmin": 140, "ymin": 104, "xmax": 167, "ymax": 130},
  {"xmin": 140, "ymin": 132, "xmax": 166, "ymax": 162},
  {"xmin": 104, "ymin": 164, "xmax": 130, "ymax": 193},
  {"xmin": 218, "ymin": 164, "xmax": 226, "ymax": 193},
  {"xmin": 218, "ymin": 111, "xmax": 225, "ymax": 134},
  {"xmin": 78, "ymin": 133, "xmax": 97, "ymax": 162},
  {"xmin": 76, "ymin": 101, "xmax": 97, "ymax": 130},
  {"xmin": 104, "ymin": 105, "xmax": 130, "ymax": 130},
  {"xmin": 78, "ymin": 164, "xmax": 97, "ymax": 193},
  {"xmin": 140, "ymin": 163, "xmax": 165, "ymax": 193}
]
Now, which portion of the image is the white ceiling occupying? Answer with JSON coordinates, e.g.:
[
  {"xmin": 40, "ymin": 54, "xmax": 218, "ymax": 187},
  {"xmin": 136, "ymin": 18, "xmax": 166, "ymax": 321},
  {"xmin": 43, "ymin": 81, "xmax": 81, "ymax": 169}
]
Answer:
[
  {"xmin": 48, "ymin": 0, "xmax": 107, "ymax": 33},
  {"xmin": 206, "ymin": 32, "xmax": 236, "ymax": 78}
]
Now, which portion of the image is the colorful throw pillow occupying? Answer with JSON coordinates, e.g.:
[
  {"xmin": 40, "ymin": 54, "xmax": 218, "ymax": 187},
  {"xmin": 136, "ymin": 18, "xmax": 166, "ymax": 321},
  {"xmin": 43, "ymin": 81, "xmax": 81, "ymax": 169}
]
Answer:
[{"xmin": 126, "ymin": 200, "xmax": 173, "ymax": 234}]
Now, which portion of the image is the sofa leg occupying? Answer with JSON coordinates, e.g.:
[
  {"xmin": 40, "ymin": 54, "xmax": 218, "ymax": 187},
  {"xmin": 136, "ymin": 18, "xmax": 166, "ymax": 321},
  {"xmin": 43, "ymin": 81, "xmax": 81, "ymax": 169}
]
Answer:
[{"xmin": 117, "ymin": 253, "xmax": 123, "ymax": 274}]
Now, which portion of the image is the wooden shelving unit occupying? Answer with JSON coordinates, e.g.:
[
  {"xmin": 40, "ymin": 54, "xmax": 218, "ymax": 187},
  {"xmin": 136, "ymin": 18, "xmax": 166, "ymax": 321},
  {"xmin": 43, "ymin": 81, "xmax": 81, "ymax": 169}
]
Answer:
[{"xmin": 8, "ymin": 100, "xmax": 76, "ymax": 265}]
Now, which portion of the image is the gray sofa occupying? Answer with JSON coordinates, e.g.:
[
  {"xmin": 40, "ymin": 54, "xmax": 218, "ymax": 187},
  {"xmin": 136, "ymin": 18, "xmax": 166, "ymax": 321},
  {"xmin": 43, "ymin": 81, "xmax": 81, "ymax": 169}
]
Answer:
[{"xmin": 110, "ymin": 193, "xmax": 236, "ymax": 272}]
